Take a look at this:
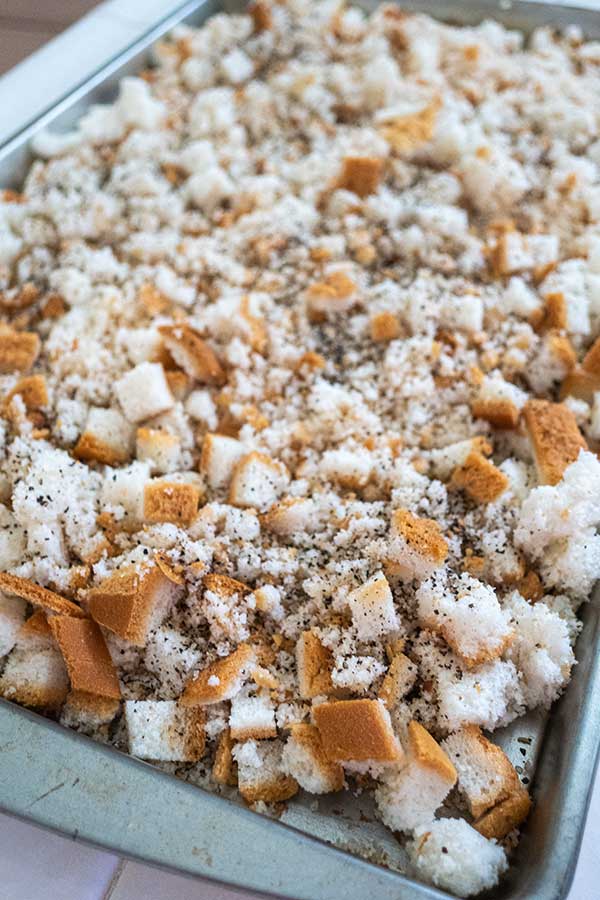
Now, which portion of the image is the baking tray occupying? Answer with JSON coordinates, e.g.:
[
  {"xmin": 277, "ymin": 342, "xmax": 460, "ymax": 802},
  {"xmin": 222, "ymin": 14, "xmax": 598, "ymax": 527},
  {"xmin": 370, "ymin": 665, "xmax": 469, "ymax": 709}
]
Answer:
[{"xmin": 1, "ymin": 1, "xmax": 600, "ymax": 897}]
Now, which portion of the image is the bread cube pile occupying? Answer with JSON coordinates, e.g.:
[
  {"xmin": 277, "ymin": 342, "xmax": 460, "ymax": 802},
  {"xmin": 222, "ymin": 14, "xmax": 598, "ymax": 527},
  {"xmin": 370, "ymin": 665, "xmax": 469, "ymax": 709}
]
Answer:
[{"xmin": 2, "ymin": 1, "xmax": 600, "ymax": 895}]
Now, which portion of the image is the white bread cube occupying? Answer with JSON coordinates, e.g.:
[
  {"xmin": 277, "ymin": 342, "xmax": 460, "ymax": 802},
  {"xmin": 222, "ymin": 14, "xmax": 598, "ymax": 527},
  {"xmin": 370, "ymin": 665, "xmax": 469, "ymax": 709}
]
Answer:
[
  {"xmin": 528, "ymin": 333, "xmax": 576, "ymax": 394},
  {"xmin": 136, "ymin": 427, "xmax": 181, "ymax": 474},
  {"xmin": 60, "ymin": 691, "xmax": 121, "ymax": 731},
  {"xmin": 75, "ymin": 407, "xmax": 135, "ymax": 466},
  {"xmin": 229, "ymin": 452, "xmax": 289, "ymax": 511},
  {"xmin": 0, "ymin": 647, "xmax": 68, "ymax": 711},
  {"xmin": 416, "ymin": 572, "xmax": 513, "ymax": 667},
  {"xmin": 125, "ymin": 699, "xmax": 205, "ymax": 761},
  {"xmin": 229, "ymin": 686, "xmax": 277, "ymax": 740},
  {"xmin": 387, "ymin": 509, "xmax": 448, "ymax": 582},
  {"xmin": 252, "ymin": 584, "xmax": 284, "ymax": 621},
  {"xmin": 376, "ymin": 721, "xmax": 457, "ymax": 833},
  {"xmin": 281, "ymin": 723, "xmax": 344, "ymax": 794},
  {"xmin": 430, "ymin": 437, "xmax": 491, "ymax": 481},
  {"xmin": 471, "ymin": 374, "xmax": 527, "ymax": 430},
  {"xmin": 261, "ymin": 497, "xmax": 315, "ymax": 535},
  {"xmin": 200, "ymin": 433, "xmax": 245, "ymax": 490},
  {"xmin": 0, "ymin": 591, "xmax": 27, "ymax": 657},
  {"xmin": 185, "ymin": 389, "xmax": 218, "ymax": 428},
  {"xmin": 232, "ymin": 739, "xmax": 298, "ymax": 803},
  {"xmin": 101, "ymin": 460, "xmax": 150, "ymax": 522},
  {"xmin": 437, "ymin": 658, "xmax": 521, "ymax": 733},
  {"xmin": 410, "ymin": 818, "xmax": 507, "ymax": 898},
  {"xmin": 115, "ymin": 362, "xmax": 174, "ymax": 423},
  {"xmin": 144, "ymin": 627, "xmax": 202, "ymax": 696},
  {"xmin": 347, "ymin": 572, "xmax": 399, "ymax": 640}
]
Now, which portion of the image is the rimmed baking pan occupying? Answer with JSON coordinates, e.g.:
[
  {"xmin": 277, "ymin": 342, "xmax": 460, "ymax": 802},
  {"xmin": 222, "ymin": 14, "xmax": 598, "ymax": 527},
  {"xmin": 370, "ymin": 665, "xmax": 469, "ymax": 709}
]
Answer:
[{"xmin": 1, "ymin": 2, "xmax": 600, "ymax": 898}]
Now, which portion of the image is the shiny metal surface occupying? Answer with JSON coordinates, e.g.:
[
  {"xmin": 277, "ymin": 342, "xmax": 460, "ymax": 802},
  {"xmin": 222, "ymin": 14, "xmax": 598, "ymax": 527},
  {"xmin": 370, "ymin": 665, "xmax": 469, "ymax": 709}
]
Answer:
[{"xmin": 1, "ymin": 2, "xmax": 600, "ymax": 898}]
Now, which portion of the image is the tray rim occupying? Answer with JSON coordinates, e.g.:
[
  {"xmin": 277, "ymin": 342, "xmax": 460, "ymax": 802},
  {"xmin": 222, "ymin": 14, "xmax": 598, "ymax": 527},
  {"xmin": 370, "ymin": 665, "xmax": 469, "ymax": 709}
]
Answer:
[{"xmin": 1, "ymin": 1, "xmax": 600, "ymax": 898}]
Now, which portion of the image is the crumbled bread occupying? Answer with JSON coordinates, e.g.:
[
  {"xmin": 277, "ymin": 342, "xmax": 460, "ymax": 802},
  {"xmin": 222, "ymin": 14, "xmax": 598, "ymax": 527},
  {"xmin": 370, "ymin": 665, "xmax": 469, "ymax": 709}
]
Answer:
[
  {"xmin": 473, "ymin": 786, "xmax": 531, "ymax": 840},
  {"xmin": 261, "ymin": 497, "xmax": 314, "ymax": 535},
  {"xmin": 429, "ymin": 437, "xmax": 492, "ymax": 481},
  {"xmin": 4, "ymin": 374, "xmax": 48, "ymax": 410},
  {"xmin": 471, "ymin": 375, "xmax": 527, "ymax": 429},
  {"xmin": 115, "ymin": 362, "xmax": 174, "ymax": 423},
  {"xmin": 61, "ymin": 690, "xmax": 120, "ymax": 729},
  {"xmin": 410, "ymin": 818, "xmax": 508, "ymax": 898},
  {"xmin": 136, "ymin": 427, "xmax": 181, "ymax": 474},
  {"xmin": 378, "ymin": 652, "xmax": 418, "ymax": 710},
  {"xmin": 305, "ymin": 271, "xmax": 359, "ymax": 315},
  {"xmin": 0, "ymin": 647, "xmax": 69, "ymax": 710},
  {"xmin": 441, "ymin": 725, "xmax": 523, "ymax": 817},
  {"xmin": 523, "ymin": 399, "xmax": 588, "ymax": 486},
  {"xmin": 49, "ymin": 615, "xmax": 121, "ymax": 699},
  {"xmin": 228, "ymin": 451, "xmax": 289, "ymax": 511},
  {"xmin": 0, "ymin": 326, "xmax": 40, "ymax": 373},
  {"xmin": 158, "ymin": 324, "xmax": 225, "ymax": 384},
  {"xmin": 417, "ymin": 572, "xmax": 513, "ymax": 668},
  {"xmin": 88, "ymin": 563, "xmax": 180, "ymax": 646},
  {"xmin": 296, "ymin": 630, "xmax": 336, "ymax": 699},
  {"xmin": 199, "ymin": 433, "xmax": 245, "ymax": 490},
  {"xmin": 125, "ymin": 699, "xmax": 205, "ymax": 762},
  {"xmin": 313, "ymin": 698, "xmax": 403, "ymax": 763},
  {"xmin": 74, "ymin": 407, "xmax": 134, "ymax": 466},
  {"xmin": 377, "ymin": 98, "xmax": 439, "ymax": 153},
  {"xmin": 337, "ymin": 157, "xmax": 383, "ymax": 198},
  {"xmin": 450, "ymin": 451, "xmax": 509, "ymax": 503},
  {"xmin": 376, "ymin": 721, "xmax": 457, "ymax": 832},
  {"xmin": 213, "ymin": 727, "xmax": 237, "ymax": 786},
  {"xmin": 181, "ymin": 643, "xmax": 255, "ymax": 706},
  {"xmin": 282, "ymin": 723, "xmax": 344, "ymax": 793},
  {"xmin": 0, "ymin": 573, "xmax": 85, "ymax": 618},
  {"xmin": 143, "ymin": 480, "xmax": 200, "ymax": 526},
  {"xmin": 387, "ymin": 509, "xmax": 449, "ymax": 581},
  {"xmin": 144, "ymin": 625, "xmax": 200, "ymax": 695},
  {"xmin": 0, "ymin": 591, "xmax": 27, "ymax": 657},
  {"xmin": 233, "ymin": 739, "xmax": 298, "ymax": 803},
  {"xmin": 229, "ymin": 687, "xmax": 277, "ymax": 740},
  {"xmin": 347, "ymin": 572, "xmax": 399, "ymax": 640},
  {"xmin": 370, "ymin": 311, "xmax": 401, "ymax": 342}
]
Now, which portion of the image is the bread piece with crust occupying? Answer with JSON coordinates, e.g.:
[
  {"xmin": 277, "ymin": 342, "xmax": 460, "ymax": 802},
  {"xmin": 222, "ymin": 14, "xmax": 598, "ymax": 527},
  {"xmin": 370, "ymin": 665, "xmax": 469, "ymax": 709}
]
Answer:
[
  {"xmin": 523, "ymin": 399, "xmax": 587, "ymax": 485},
  {"xmin": 4, "ymin": 374, "xmax": 48, "ymax": 410},
  {"xmin": 337, "ymin": 156, "xmax": 383, "ymax": 198},
  {"xmin": 229, "ymin": 687, "xmax": 277, "ymax": 740},
  {"xmin": 282, "ymin": 723, "xmax": 344, "ymax": 793},
  {"xmin": 158, "ymin": 324, "xmax": 225, "ymax": 384},
  {"xmin": 0, "ymin": 591, "xmax": 27, "ymax": 657},
  {"xmin": 181, "ymin": 643, "xmax": 255, "ymax": 706},
  {"xmin": 49, "ymin": 615, "xmax": 121, "ymax": 699},
  {"xmin": 0, "ymin": 646, "xmax": 68, "ymax": 710},
  {"xmin": 471, "ymin": 375, "xmax": 527, "ymax": 429},
  {"xmin": 213, "ymin": 727, "xmax": 237, "ymax": 786},
  {"xmin": 347, "ymin": 572, "xmax": 399, "ymax": 640},
  {"xmin": 60, "ymin": 690, "xmax": 121, "ymax": 729},
  {"xmin": 136, "ymin": 427, "xmax": 181, "ymax": 474},
  {"xmin": 387, "ymin": 509, "xmax": 448, "ymax": 581},
  {"xmin": 229, "ymin": 451, "xmax": 289, "ymax": 511},
  {"xmin": 75, "ymin": 407, "xmax": 135, "ymax": 466},
  {"xmin": 199, "ymin": 433, "xmax": 245, "ymax": 490},
  {"xmin": 233, "ymin": 739, "xmax": 298, "ymax": 803},
  {"xmin": 0, "ymin": 326, "xmax": 40, "ymax": 373},
  {"xmin": 125, "ymin": 699, "xmax": 205, "ymax": 762},
  {"xmin": 313, "ymin": 698, "xmax": 403, "ymax": 763},
  {"xmin": 143, "ymin": 479, "xmax": 200, "ymax": 526},
  {"xmin": 88, "ymin": 563, "xmax": 180, "ymax": 647},
  {"xmin": 296, "ymin": 630, "xmax": 336, "ymax": 699},
  {"xmin": 0, "ymin": 573, "xmax": 85, "ymax": 618},
  {"xmin": 473, "ymin": 787, "xmax": 531, "ymax": 840},
  {"xmin": 449, "ymin": 451, "xmax": 509, "ymax": 503},
  {"xmin": 378, "ymin": 652, "xmax": 418, "ymax": 710}
]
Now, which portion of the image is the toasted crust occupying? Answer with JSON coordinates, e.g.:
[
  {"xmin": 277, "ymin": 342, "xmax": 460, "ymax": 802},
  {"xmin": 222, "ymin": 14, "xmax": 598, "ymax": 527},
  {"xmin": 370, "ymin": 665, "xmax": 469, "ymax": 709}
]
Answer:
[
  {"xmin": 137, "ymin": 426, "xmax": 180, "ymax": 460},
  {"xmin": 541, "ymin": 291, "xmax": 568, "ymax": 331},
  {"xmin": 391, "ymin": 509, "xmax": 449, "ymax": 564},
  {"xmin": 449, "ymin": 450, "xmax": 509, "ymax": 503},
  {"xmin": 165, "ymin": 370, "xmax": 191, "ymax": 400},
  {"xmin": 0, "ymin": 327, "xmax": 40, "ymax": 373},
  {"xmin": 408, "ymin": 720, "xmax": 457, "ymax": 785},
  {"xmin": 49, "ymin": 616, "xmax": 121, "ymax": 700},
  {"xmin": 559, "ymin": 367, "xmax": 600, "ymax": 404},
  {"xmin": 63, "ymin": 689, "xmax": 120, "ymax": 724},
  {"xmin": 0, "ymin": 651, "xmax": 68, "ymax": 711},
  {"xmin": 473, "ymin": 786, "xmax": 531, "ymax": 840},
  {"xmin": 337, "ymin": 156, "xmax": 383, "ymax": 198},
  {"xmin": 523, "ymin": 399, "xmax": 587, "ymax": 486},
  {"xmin": 313, "ymin": 698, "xmax": 403, "ymax": 763},
  {"xmin": 296, "ymin": 630, "xmax": 336, "ymax": 699},
  {"xmin": 239, "ymin": 772, "xmax": 299, "ymax": 804},
  {"xmin": 378, "ymin": 652, "xmax": 417, "ymax": 710},
  {"xmin": 181, "ymin": 644, "xmax": 255, "ymax": 706},
  {"xmin": 582, "ymin": 335, "xmax": 600, "ymax": 375},
  {"xmin": 471, "ymin": 396, "xmax": 520, "ymax": 430},
  {"xmin": 249, "ymin": 0, "xmax": 272, "ymax": 32},
  {"xmin": 547, "ymin": 331, "xmax": 577, "ymax": 372},
  {"xmin": 212, "ymin": 728, "xmax": 237, "ymax": 786},
  {"xmin": 370, "ymin": 311, "xmax": 401, "ymax": 342},
  {"xmin": 515, "ymin": 570, "xmax": 544, "ymax": 602},
  {"xmin": 74, "ymin": 432, "xmax": 130, "ymax": 466},
  {"xmin": 154, "ymin": 551, "xmax": 185, "ymax": 585},
  {"xmin": 0, "ymin": 572, "xmax": 85, "ymax": 618},
  {"xmin": 143, "ymin": 480, "xmax": 201, "ymax": 526},
  {"xmin": 18, "ymin": 609, "xmax": 53, "ymax": 642},
  {"xmin": 203, "ymin": 573, "xmax": 250, "ymax": 598},
  {"xmin": 379, "ymin": 99, "xmax": 439, "ymax": 153},
  {"xmin": 289, "ymin": 722, "xmax": 345, "ymax": 792},
  {"xmin": 4, "ymin": 374, "xmax": 48, "ymax": 410},
  {"xmin": 159, "ymin": 324, "xmax": 225, "ymax": 384},
  {"xmin": 88, "ymin": 564, "xmax": 179, "ymax": 646}
]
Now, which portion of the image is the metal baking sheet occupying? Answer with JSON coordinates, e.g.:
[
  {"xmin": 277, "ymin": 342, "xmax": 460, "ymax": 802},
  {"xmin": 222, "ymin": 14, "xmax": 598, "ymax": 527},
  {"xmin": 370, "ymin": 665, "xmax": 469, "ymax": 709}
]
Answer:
[{"xmin": 1, "ymin": 2, "xmax": 600, "ymax": 898}]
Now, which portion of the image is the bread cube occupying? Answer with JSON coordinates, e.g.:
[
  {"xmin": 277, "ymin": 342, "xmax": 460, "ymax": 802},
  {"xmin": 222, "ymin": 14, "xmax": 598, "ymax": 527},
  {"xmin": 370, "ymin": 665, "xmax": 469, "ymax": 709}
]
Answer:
[
  {"xmin": 378, "ymin": 652, "xmax": 418, "ymax": 710},
  {"xmin": 136, "ymin": 427, "xmax": 181, "ymax": 474},
  {"xmin": 16, "ymin": 609, "xmax": 55, "ymax": 652},
  {"xmin": 305, "ymin": 271, "xmax": 359, "ymax": 316},
  {"xmin": 261, "ymin": 497, "xmax": 314, "ymax": 535},
  {"xmin": 282, "ymin": 723, "xmax": 344, "ymax": 794},
  {"xmin": 429, "ymin": 437, "xmax": 492, "ymax": 481},
  {"xmin": 229, "ymin": 687, "xmax": 277, "ymax": 740},
  {"xmin": 49, "ymin": 615, "xmax": 121, "ymax": 699},
  {"xmin": 125, "ymin": 699, "xmax": 205, "ymax": 761},
  {"xmin": 471, "ymin": 375, "xmax": 527, "ymax": 430},
  {"xmin": 0, "ymin": 591, "xmax": 27, "ymax": 657},
  {"xmin": 101, "ymin": 460, "xmax": 150, "ymax": 522},
  {"xmin": 75, "ymin": 407, "xmax": 135, "ymax": 466},
  {"xmin": 376, "ymin": 721, "xmax": 457, "ymax": 832},
  {"xmin": 4, "ymin": 374, "xmax": 48, "ymax": 410},
  {"xmin": 296, "ymin": 630, "xmax": 336, "ymax": 699},
  {"xmin": 449, "ymin": 450, "xmax": 509, "ymax": 503},
  {"xmin": 337, "ymin": 156, "xmax": 383, "ymax": 198},
  {"xmin": 200, "ymin": 433, "xmax": 245, "ymax": 490},
  {"xmin": 143, "ymin": 479, "xmax": 201, "ymax": 526},
  {"xmin": 313, "ymin": 698, "xmax": 403, "ymax": 763},
  {"xmin": 387, "ymin": 509, "xmax": 449, "ymax": 582},
  {"xmin": 88, "ymin": 563, "xmax": 180, "ymax": 647},
  {"xmin": 60, "ymin": 690, "xmax": 120, "ymax": 730},
  {"xmin": 229, "ymin": 451, "xmax": 289, "ymax": 511},
  {"xmin": 410, "ymin": 818, "xmax": 507, "ymax": 898},
  {"xmin": 473, "ymin": 788, "xmax": 531, "ymax": 840},
  {"xmin": 233, "ymin": 739, "xmax": 298, "ymax": 803},
  {"xmin": 0, "ymin": 326, "xmax": 40, "ymax": 373},
  {"xmin": 347, "ymin": 572, "xmax": 399, "ymax": 640},
  {"xmin": 528, "ymin": 332, "xmax": 576, "ymax": 394},
  {"xmin": 115, "ymin": 362, "xmax": 174, "ymax": 423},
  {"xmin": 181, "ymin": 643, "xmax": 255, "ymax": 706},
  {"xmin": 158, "ymin": 324, "xmax": 224, "ymax": 384},
  {"xmin": 212, "ymin": 727, "xmax": 237, "ymax": 786},
  {"xmin": 442, "ymin": 725, "xmax": 523, "ymax": 817},
  {"xmin": 370, "ymin": 311, "xmax": 401, "ymax": 342},
  {"xmin": 0, "ymin": 647, "xmax": 68, "ymax": 710},
  {"xmin": 523, "ymin": 399, "xmax": 587, "ymax": 486}
]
